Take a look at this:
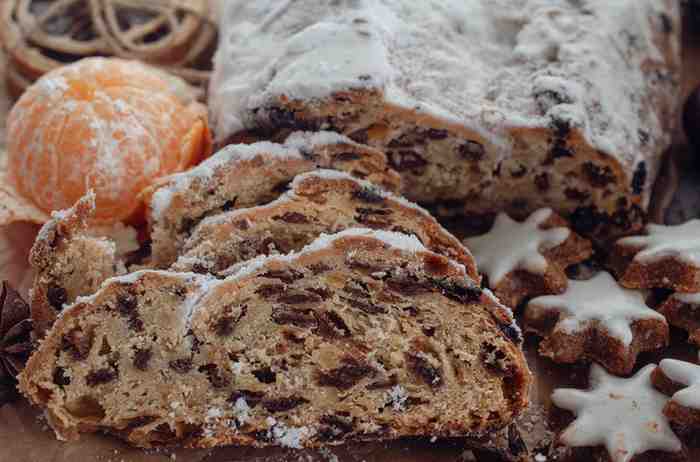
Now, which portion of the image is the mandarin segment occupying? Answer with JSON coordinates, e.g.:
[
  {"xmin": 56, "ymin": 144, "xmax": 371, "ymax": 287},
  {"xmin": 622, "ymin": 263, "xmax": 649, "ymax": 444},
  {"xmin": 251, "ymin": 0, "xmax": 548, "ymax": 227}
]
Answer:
[{"xmin": 7, "ymin": 57, "xmax": 211, "ymax": 223}]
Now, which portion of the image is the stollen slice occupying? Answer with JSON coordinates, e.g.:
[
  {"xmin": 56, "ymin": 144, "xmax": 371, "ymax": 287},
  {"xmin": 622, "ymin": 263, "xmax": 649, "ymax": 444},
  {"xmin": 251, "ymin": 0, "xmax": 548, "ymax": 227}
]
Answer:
[{"xmin": 19, "ymin": 229, "xmax": 530, "ymax": 448}]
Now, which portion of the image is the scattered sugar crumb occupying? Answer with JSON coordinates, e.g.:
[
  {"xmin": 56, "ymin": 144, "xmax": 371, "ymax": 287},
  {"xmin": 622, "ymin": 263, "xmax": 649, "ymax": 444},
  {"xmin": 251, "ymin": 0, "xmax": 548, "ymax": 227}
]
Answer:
[
  {"xmin": 265, "ymin": 417, "xmax": 311, "ymax": 449},
  {"xmin": 232, "ymin": 397, "xmax": 251, "ymax": 426},
  {"xmin": 387, "ymin": 384, "xmax": 408, "ymax": 412},
  {"xmin": 318, "ymin": 447, "xmax": 339, "ymax": 462}
]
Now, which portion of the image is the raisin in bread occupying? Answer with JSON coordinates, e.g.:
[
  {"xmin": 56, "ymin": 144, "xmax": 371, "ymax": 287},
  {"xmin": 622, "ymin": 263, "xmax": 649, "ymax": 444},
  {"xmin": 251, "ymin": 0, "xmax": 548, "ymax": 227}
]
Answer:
[
  {"xmin": 19, "ymin": 229, "xmax": 530, "ymax": 448},
  {"xmin": 210, "ymin": 0, "xmax": 681, "ymax": 239},
  {"xmin": 29, "ymin": 193, "xmax": 124, "ymax": 337},
  {"xmin": 174, "ymin": 170, "xmax": 478, "ymax": 281},
  {"xmin": 142, "ymin": 131, "xmax": 401, "ymax": 267}
]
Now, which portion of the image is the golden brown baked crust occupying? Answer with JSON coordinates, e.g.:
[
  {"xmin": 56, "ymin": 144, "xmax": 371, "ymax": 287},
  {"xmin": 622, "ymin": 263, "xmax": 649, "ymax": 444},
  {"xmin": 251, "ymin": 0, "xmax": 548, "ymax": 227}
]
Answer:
[
  {"xmin": 28, "ymin": 194, "xmax": 123, "ymax": 338},
  {"xmin": 174, "ymin": 169, "xmax": 478, "ymax": 281},
  {"xmin": 19, "ymin": 230, "xmax": 530, "ymax": 449},
  {"xmin": 142, "ymin": 132, "xmax": 401, "ymax": 268}
]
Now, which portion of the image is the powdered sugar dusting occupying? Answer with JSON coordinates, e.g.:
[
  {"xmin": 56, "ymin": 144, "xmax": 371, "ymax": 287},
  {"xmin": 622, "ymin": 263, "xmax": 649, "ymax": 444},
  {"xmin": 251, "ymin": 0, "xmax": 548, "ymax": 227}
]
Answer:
[
  {"xmin": 149, "ymin": 131, "xmax": 349, "ymax": 221},
  {"xmin": 7, "ymin": 57, "xmax": 202, "ymax": 221},
  {"xmin": 673, "ymin": 292, "xmax": 700, "ymax": 305},
  {"xmin": 211, "ymin": 0, "xmax": 678, "ymax": 183},
  {"xmin": 222, "ymin": 228, "xmax": 466, "ymax": 282},
  {"xmin": 263, "ymin": 417, "xmax": 311, "ymax": 449},
  {"xmin": 284, "ymin": 131, "xmax": 357, "ymax": 151},
  {"xmin": 67, "ymin": 270, "xmax": 216, "ymax": 323},
  {"xmin": 386, "ymin": 385, "xmax": 408, "ymax": 412}
]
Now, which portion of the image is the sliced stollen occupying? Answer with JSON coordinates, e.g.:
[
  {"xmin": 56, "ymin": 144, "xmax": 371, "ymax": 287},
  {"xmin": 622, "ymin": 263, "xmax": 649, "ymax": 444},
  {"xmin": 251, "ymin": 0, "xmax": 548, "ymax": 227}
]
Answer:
[
  {"xmin": 19, "ymin": 229, "xmax": 530, "ymax": 449},
  {"xmin": 210, "ymin": 0, "xmax": 681, "ymax": 239},
  {"xmin": 29, "ymin": 193, "xmax": 124, "ymax": 337},
  {"xmin": 142, "ymin": 131, "xmax": 401, "ymax": 267},
  {"xmin": 174, "ymin": 169, "xmax": 478, "ymax": 281}
]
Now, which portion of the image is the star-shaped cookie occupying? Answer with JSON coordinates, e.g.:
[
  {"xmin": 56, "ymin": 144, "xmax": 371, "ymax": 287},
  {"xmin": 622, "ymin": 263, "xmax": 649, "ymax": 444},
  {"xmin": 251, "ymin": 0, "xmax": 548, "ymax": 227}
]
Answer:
[
  {"xmin": 552, "ymin": 364, "xmax": 682, "ymax": 462},
  {"xmin": 610, "ymin": 220, "xmax": 700, "ymax": 292},
  {"xmin": 524, "ymin": 271, "xmax": 668, "ymax": 374},
  {"xmin": 464, "ymin": 208, "xmax": 591, "ymax": 309},
  {"xmin": 657, "ymin": 292, "xmax": 700, "ymax": 347},
  {"xmin": 652, "ymin": 358, "xmax": 700, "ymax": 432}
]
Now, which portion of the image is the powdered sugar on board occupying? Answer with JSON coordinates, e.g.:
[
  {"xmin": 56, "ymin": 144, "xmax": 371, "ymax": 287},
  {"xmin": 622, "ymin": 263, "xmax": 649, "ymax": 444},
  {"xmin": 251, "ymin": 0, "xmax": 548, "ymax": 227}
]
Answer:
[
  {"xmin": 552, "ymin": 364, "xmax": 682, "ymax": 462},
  {"xmin": 211, "ymin": 0, "xmax": 678, "ymax": 181},
  {"xmin": 464, "ymin": 208, "xmax": 569, "ymax": 285},
  {"xmin": 617, "ymin": 220, "xmax": 700, "ymax": 266},
  {"xmin": 526, "ymin": 271, "xmax": 665, "ymax": 346}
]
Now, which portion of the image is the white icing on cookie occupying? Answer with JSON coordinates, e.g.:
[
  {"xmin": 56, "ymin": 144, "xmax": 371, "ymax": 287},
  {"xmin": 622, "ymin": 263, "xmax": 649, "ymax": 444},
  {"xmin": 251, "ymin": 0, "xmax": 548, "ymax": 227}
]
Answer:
[
  {"xmin": 617, "ymin": 220, "xmax": 700, "ymax": 266},
  {"xmin": 672, "ymin": 292, "xmax": 700, "ymax": 305},
  {"xmin": 526, "ymin": 271, "xmax": 666, "ymax": 345},
  {"xmin": 552, "ymin": 364, "xmax": 681, "ymax": 462},
  {"xmin": 464, "ymin": 208, "xmax": 569, "ymax": 285},
  {"xmin": 659, "ymin": 358, "xmax": 700, "ymax": 410}
]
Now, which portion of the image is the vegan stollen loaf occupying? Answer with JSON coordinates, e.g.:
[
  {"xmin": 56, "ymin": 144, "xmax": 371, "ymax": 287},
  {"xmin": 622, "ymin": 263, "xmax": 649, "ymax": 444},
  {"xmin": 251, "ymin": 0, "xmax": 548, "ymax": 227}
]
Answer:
[
  {"xmin": 19, "ymin": 229, "xmax": 530, "ymax": 448},
  {"xmin": 209, "ymin": 0, "xmax": 681, "ymax": 239}
]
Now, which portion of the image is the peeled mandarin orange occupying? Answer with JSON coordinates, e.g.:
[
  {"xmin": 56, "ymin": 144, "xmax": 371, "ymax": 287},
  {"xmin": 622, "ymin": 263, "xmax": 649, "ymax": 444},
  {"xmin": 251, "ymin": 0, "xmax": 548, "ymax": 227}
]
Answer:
[{"xmin": 6, "ymin": 57, "xmax": 212, "ymax": 223}]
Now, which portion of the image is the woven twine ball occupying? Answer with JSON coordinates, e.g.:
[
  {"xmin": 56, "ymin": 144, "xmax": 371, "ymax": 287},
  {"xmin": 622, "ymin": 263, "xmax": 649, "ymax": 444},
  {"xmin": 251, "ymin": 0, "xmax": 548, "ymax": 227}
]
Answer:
[{"xmin": 0, "ymin": 0, "xmax": 217, "ymax": 98}]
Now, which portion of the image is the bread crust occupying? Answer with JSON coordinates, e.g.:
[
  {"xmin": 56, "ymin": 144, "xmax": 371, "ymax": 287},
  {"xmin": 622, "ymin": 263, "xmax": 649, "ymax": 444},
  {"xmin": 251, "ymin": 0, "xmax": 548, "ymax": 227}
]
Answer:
[{"xmin": 28, "ymin": 194, "xmax": 122, "ymax": 337}]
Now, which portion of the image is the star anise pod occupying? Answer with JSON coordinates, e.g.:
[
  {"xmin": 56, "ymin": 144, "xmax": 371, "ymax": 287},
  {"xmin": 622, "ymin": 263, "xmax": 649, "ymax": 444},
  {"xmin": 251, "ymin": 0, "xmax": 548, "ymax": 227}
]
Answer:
[{"xmin": 0, "ymin": 281, "xmax": 33, "ymax": 406}]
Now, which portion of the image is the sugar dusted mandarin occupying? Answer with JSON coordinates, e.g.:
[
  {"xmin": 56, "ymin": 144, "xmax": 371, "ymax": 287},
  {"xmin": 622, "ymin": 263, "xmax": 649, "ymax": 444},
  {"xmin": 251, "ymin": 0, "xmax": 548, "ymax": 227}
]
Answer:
[{"xmin": 7, "ymin": 57, "xmax": 211, "ymax": 223}]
